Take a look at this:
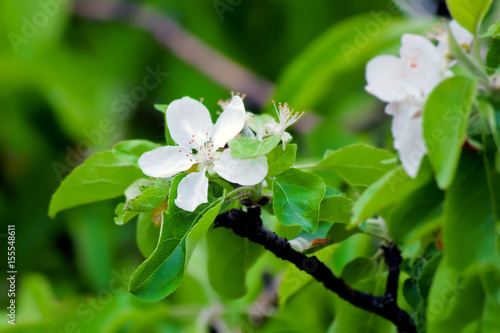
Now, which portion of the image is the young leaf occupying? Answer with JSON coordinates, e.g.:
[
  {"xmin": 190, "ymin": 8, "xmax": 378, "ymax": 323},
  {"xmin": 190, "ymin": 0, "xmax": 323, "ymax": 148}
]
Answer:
[
  {"xmin": 129, "ymin": 174, "xmax": 225, "ymax": 301},
  {"xmin": 206, "ymin": 227, "xmax": 264, "ymax": 299},
  {"xmin": 482, "ymin": 19, "xmax": 500, "ymax": 37},
  {"xmin": 278, "ymin": 244, "xmax": 339, "ymax": 307},
  {"xmin": 423, "ymin": 76, "xmax": 477, "ymax": 189},
  {"xmin": 317, "ymin": 144, "xmax": 395, "ymax": 193},
  {"xmin": 228, "ymin": 135, "xmax": 281, "ymax": 159},
  {"xmin": 326, "ymin": 223, "xmax": 363, "ymax": 244},
  {"xmin": 114, "ymin": 202, "xmax": 139, "ymax": 225},
  {"xmin": 445, "ymin": 0, "xmax": 493, "ymax": 33},
  {"xmin": 266, "ymin": 143, "xmax": 297, "ymax": 177},
  {"xmin": 246, "ymin": 113, "xmax": 275, "ymax": 139},
  {"xmin": 339, "ymin": 257, "xmax": 376, "ymax": 285},
  {"xmin": 272, "ymin": 168, "xmax": 326, "ymax": 233},
  {"xmin": 125, "ymin": 178, "xmax": 171, "ymax": 212},
  {"xmin": 136, "ymin": 212, "xmax": 161, "ymax": 258},
  {"xmin": 112, "ymin": 140, "xmax": 161, "ymax": 161}
]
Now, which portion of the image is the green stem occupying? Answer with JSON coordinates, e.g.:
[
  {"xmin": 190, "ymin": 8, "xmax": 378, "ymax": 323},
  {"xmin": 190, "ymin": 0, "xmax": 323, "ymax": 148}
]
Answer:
[
  {"xmin": 481, "ymin": 133, "xmax": 499, "ymax": 221},
  {"xmin": 293, "ymin": 163, "xmax": 320, "ymax": 169},
  {"xmin": 226, "ymin": 186, "xmax": 256, "ymax": 198}
]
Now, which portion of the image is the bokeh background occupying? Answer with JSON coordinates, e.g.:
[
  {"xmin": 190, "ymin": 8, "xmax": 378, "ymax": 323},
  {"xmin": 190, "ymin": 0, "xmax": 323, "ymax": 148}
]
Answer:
[{"xmin": 1, "ymin": 0, "xmax": 498, "ymax": 332}]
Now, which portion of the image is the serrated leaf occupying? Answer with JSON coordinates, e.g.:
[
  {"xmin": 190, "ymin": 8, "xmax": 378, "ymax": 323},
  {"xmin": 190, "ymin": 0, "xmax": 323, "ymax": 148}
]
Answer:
[
  {"xmin": 114, "ymin": 202, "xmax": 139, "ymax": 225},
  {"xmin": 423, "ymin": 76, "xmax": 477, "ymax": 189},
  {"xmin": 247, "ymin": 113, "xmax": 275, "ymax": 139},
  {"xmin": 266, "ymin": 143, "xmax": 297, "ymax": 177},
  {"xmin": 339, "ymin": 257, "xmax": 376, "ymax": 285},
  {"xmin": 129, "ymin": 174, "xmax": 224, "ymax": 301},
  {"xmin": 229, "ymin": 135, "xmax": 281, "ymax": 159},
  {"xmin": 445, "ymin": 0, "xmax": 493, "ymax": 33},
  {"xmin": 278, "ymin": 244, "xmax": 338, "ymax": 307},
  {"xmin": 125, "ymin": 178, "xmax": 171, "ymax": 212},
  {"xmin": 317, "ymin": 144, "xmax": 395, "ymax": 193},
  {"xmin": 272, "ymin": 169, "xmax": 325, "ymax": 233},
  {"xmin": 482, "ymin": 19, "xmax": 500, "ymax": 37},
  {"xmin": 206, "ymin": 227, "xmax": 264, "ymax": 299},
  {"xmin": 136, "ymin": 212, "xmax": 161, "ymax": 258}
]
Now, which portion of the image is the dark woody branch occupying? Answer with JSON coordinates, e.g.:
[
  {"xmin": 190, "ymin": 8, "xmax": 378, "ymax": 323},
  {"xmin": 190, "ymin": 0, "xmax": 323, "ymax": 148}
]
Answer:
[{"xmin": 214, "ymin": 208, "xmax": 416, "ymax": 333}]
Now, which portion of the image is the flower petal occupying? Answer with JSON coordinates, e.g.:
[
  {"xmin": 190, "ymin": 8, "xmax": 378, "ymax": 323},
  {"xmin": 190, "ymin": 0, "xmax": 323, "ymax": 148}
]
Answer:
[
  {"xmin": 211, "ymin": 96, "xmax": 246, "ymax": 148},
  {"xmin": 166, "ymin": 97, "xmax": 214, "ymax": 149},
  {"xmin": 138, "ymin": 146, "xmax": 195, "ymax": 178},
  {"xmin": 365, "ymin": 55, "xmax": 417, "ymax": 102},
  {"xmin": 400, "ymin": 34, "xmax": 445, "ymax": 94},
  {"xmin": 390, "ymin": 104, "xmax": 427, "ymax": 178},
  {"xmin": 213, "ymin": 149, "xmax": 268, "ymax": 185},
  {"xmin": 174, "ymin": 168, "xmax": 209, "ymax": 212}
]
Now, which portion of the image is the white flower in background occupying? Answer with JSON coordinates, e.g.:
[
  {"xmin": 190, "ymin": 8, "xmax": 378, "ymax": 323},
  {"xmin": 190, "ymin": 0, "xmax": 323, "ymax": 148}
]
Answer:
[
  {"xmin": 426, "ymin": 20, "xmax": 473, "ymax": 59},
  {"xmin": 365, "ymin": 34, "xmax": 451, "ymax": 178},
  {"xmin": 366, "ymin": 216, "xmax": 389, "ymax": 241},
  {"xmin": 139, "ymin": 96, "xmax": 268, "ymax": 212},
  {"xmin": 267, "ymin": 101, "xmax": 305, "ymax": 149}
]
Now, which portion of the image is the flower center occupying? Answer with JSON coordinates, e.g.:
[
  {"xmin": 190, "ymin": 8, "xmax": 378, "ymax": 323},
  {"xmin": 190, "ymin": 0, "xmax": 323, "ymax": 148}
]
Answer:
[{"xmin": 194, "ymin": 140, "xmax": 216, "ymax": 166}]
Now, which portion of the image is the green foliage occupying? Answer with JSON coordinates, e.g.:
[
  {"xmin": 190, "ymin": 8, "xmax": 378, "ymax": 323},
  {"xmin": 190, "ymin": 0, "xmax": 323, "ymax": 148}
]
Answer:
[
  {"xmin": 486, "ymin": 38, "xmax": 500, "ymax": 74},
  {"xmin": 49, "ymin": 140, "xmax": 160, "ymax": 218},
  {"xmin": 128, "ymin": 174, "xmax": 225, "ymax": 301},
  {"xmin": 228, "ymin": 135, "xmax": 281, "ymax": 159},
  {"xmin": 340, "ymin": 257, "xmax": 376, "ymax": 285},
  {"xmin": 266, "ymin": 143, "xmax": 297, "ymax": 177},
  {"xmin": 319, "ymin": 191, "xmax": 353, "ymax": 223},
  {"xmin": 124, "ymin": 178, "xmax": 171, "ymax": 212},
  {"xmin": 317, "ymin": 144, "xmax": 396, "ymax": 192},
  {"xmin": 136, "ymin": 212, "xmax": 161, "ymax": 258},
  {"xmin": 272, "ymin": 168, "xmax": 326, "ymax": 233},
  {"xmin": 206, "ymin": 227, "xmax": 264, "ymax": 299},
  {"xmin": 445, "ymin": 0, "xmax": 493, "ymax": 33},
  {"xmin": 482, "ymin": 18, "xmax": 500, "ymax": 37}
]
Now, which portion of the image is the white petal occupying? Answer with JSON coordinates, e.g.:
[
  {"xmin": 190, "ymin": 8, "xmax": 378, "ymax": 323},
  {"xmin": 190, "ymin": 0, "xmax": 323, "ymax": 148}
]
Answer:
[
  {"xmin": 365, "ymin": 55, "xmax": 417, "ymax": 102},
  {"xmin": 174, "ymin": 168, "xmax": 209, "ymax": 212},
  {"xmin": 211, "ymin": 95, "xmax": 246, "ymax": 148},
  {"xmin": 390, "ymin": 105, "xmax": 427, "ymax": 178},
  {"xmin": 166, "ymin": 97, "xmax": 214, "ymax": 149},
  {"xmin": 400, "ymin": 34, "xmax": 445, "ymax": 94},
  {"xmin": 213, "ymin": 149, "xmax": 268, "ymax": 185},
  {"xmin": 138, "ymin": 146, "xmax": 195, "ymax": 178},
  {"xmin": 450, "ymin": 20, "xmax": 473, "ymax": 46}
]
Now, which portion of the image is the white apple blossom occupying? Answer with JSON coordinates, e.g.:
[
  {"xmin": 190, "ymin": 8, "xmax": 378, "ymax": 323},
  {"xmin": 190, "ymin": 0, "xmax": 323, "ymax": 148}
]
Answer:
[
  {"xmin": 365, "ymin": 34, "xmax": 451, "ymax": 177},
  {"xmin": 426, "ymin": 20, "xmax": 473, "ymax": 59},
  {"xmin": 289, "ymin": 237, "xmax": 310, "ymax": 252},
  {"xmin": 139, "ymin": 96, "xmax": 268, "ymax": 212},
  {"xmin": 266, "ymin": 101, "xmax": 305, "ymax": 149}
]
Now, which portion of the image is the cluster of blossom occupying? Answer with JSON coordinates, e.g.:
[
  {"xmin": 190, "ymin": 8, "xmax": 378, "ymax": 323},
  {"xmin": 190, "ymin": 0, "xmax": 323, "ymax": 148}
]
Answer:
[
  {"xmin": 139, "ymin": 95, "xmax": 303, "ymax": 211},
  {"xmin": 365, "ymin": 20, "xmax": 473, "ymax": 177}
]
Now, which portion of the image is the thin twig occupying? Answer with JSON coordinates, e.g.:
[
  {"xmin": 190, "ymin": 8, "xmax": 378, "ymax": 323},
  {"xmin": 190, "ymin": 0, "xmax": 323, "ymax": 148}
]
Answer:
[{"xmin": 214, "ymin": 208, "xmax": 416, "ymax": 333}]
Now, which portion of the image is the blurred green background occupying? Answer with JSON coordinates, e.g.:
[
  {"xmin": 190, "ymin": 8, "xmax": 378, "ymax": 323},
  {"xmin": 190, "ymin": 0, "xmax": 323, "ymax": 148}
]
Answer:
[{"xmin": 1, "ymin": 0, "xmax": 495, "ymax": 332}]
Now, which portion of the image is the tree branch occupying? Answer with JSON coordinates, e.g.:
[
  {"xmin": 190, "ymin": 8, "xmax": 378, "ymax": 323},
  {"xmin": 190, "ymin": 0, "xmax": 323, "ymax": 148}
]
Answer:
[{"xmin": 214, "ymin": 208, "xmax": 416, "ymax": 333}]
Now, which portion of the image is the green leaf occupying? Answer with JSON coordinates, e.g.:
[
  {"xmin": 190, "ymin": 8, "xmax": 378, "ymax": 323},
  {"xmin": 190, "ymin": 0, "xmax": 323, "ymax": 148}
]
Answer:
[
  {"xmin": 266, "ymin": 143, "xmax": 297, "ymax": 177},
  {"xmin": 154, "ymin": 104, "xmax": 176, "ymax": 146},
  {"xmin": 206, "ymin": 227, "xmax": 264, "ymax": 299},
  {"xmin": 478, "ymin": 100, "xmax": 500, "ymax": 150},
  {"xmin": 351, "ymin": 161, "xmax": 433, "ymax": 226},
  {"xmin": 114, "ymin": 202, "xmax": 139, "ymax": 225},
  {"xmin": 129, "ymin": 174, "xmax": 225, "ymax": 301},
  {"xmin": 443, "ymin": 151, "xmax": 497, "ymax": 271},
  {"xmin": 339, "ymin": 257, "xmax": 376, "ymax": 285},
  {"xmin": 272, "ymin": 169, "xmax": 326, "ymax": 233},
  {"xmin": 319, "ymin": 195, "xmax": 353, "ymax": 223},
  {"xmin": 486, "ymin": 38, "xmax": 500, "ymax": 74},
  {"xmin": 326, "ymin": 223, "xmax": 363, "ymax": 245},
  {"xmin": 278, "ymin": 244, "xmax": 339, "ymax": 307},
  {"xmin": 317, "ymin": 144, "xmax": 396, "ymax": 193},
  {"xmin": 112, "ymin": 140, "xmax": 161, "ymax": 161},
  {"xmin": 403, "ymin": 278, "xmax": 421, "ymax": 311},
  {"xmin": 228, "ymin": 135, "xmax": 281, "ymax": 159},
  {"xmin": 125, "ymin": 178, "xmax": 171, "ymax": 212},
  {"xmin": 482, "ymin": 19, "xmax": 500, "ymax": 37},
  {"xmin": 136, "ymin": 212, "xmax": 161, "ymax": 258},
  {"xmin": 423, "ymin": 76, "xmax": 477, "ymax": 189},
  {"xmin": 418, "ymin": 253, "xmax": 442, "ymax": 300},
  {"xmin": 445, "ymin": 0, "xmax": 493, "ymax": 33}
]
